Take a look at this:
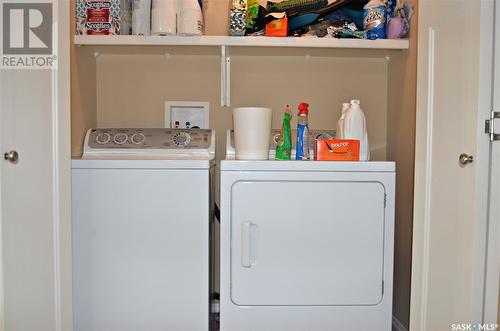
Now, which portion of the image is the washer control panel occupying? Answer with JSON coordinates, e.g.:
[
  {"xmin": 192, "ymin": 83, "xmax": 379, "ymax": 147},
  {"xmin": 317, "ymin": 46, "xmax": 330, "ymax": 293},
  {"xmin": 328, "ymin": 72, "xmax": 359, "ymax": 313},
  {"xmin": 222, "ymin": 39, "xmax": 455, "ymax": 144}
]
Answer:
[
  {"xmin": 83, "ymin": 128, "xmax": 215, "ymax": 159},
  {"xmin": 87, "ymin": 128, "xmax": 212, "ymax": 150}
]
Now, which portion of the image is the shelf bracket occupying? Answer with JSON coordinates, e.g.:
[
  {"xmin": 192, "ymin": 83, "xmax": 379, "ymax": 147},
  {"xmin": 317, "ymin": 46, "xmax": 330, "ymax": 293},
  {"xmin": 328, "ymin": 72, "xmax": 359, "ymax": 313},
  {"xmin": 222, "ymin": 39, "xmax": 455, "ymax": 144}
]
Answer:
[{"xmin": 221, "ymin": 45, "xmax": 231, "ymax": 108}]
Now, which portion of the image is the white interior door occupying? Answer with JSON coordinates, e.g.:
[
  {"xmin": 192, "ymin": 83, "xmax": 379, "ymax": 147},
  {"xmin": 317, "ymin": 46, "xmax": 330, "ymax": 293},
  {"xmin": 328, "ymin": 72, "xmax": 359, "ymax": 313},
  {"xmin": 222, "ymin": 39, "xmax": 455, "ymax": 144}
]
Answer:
[
  {"xmin": 230, "ymin": 180, "xmax": 386, "ymax": 306},
  {"xmin": 0, "ymin": 1, "xmax": 71, "ymax": 330},
  {"xmin": 484, "ymin": 0, "xmax": 500, "ymax": 324},
  {"xmin": 411, "ymin": 0, "xmax": 495, "ymax": 329}
]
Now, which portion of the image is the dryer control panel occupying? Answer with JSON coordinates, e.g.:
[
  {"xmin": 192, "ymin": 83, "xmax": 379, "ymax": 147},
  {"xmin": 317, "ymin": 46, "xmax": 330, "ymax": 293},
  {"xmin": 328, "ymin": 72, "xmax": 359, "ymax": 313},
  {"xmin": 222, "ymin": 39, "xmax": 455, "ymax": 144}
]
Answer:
[{"xmin": 82, "ymin": 128, "xmax": 215, "ymax": 159}]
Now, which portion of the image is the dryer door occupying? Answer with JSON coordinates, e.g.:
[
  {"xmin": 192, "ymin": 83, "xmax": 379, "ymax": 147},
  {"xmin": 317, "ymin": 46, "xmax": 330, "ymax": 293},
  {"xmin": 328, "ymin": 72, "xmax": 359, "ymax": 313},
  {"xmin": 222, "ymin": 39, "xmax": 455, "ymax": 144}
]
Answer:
[{"xmin": 230, "ymin": 180, "xmax": 386, "ymax": 306}]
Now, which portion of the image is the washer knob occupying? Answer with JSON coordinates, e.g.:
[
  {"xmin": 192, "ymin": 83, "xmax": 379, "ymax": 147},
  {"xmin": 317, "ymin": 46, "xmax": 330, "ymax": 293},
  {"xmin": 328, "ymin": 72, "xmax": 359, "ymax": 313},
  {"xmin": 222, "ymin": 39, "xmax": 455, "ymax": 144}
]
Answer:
[
  {"xmin": 96, "ymin": 132, "xmax": 111, "ymax": 144},
  {"xmin": 131, "ymin": 132, "xmax": 146, "ymax": 145},
  {"xmin": 113, "ymin": 133, "xmax": 128, "ymax": 145},
  {"xmin": 172, "ymin": 132, "xmax": 191, "ymax": 147}
]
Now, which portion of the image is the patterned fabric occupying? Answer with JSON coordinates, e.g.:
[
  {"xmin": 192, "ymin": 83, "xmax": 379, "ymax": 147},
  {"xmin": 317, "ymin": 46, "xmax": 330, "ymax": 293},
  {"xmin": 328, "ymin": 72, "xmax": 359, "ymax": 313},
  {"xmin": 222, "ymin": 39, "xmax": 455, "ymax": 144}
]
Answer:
[
  {"xmin": 109, "ymin": 0, "xmax": 120, "ymax": 17},
  {"xmin": 230, "ymin": 8, "xmax": 246, "ymax": 36},
  {"xmin": 266, "ymin": 0, "xmax": 327, "ymax": 14},
  {"xmin": 76, "ymin": 0, "xmax": 86, "ymax": 17}
]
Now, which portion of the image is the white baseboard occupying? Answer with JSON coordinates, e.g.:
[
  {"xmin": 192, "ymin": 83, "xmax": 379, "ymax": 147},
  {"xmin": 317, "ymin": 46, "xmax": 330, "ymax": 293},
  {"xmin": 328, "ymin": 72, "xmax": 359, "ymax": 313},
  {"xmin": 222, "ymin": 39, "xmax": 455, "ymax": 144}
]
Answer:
[{"xmin": 392, "ymin": 315, "xmax": 408, "ymax": 331}]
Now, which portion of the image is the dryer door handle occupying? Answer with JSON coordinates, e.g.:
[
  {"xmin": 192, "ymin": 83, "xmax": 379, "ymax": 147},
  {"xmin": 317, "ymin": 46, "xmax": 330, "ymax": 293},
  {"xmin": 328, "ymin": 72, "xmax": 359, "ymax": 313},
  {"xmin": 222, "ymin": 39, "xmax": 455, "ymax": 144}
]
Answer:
[{"xmin": 241, "ymin": 221, "xmax": 256, "ymax": 268}]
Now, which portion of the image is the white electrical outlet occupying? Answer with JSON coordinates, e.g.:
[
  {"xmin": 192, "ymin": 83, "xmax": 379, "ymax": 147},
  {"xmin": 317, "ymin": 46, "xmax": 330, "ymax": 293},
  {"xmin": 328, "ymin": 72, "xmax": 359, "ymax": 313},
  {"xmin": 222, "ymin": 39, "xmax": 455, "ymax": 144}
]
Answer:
[{"xmin": 165, "ymin": 101, "xmax": 209, "ymax": 129}]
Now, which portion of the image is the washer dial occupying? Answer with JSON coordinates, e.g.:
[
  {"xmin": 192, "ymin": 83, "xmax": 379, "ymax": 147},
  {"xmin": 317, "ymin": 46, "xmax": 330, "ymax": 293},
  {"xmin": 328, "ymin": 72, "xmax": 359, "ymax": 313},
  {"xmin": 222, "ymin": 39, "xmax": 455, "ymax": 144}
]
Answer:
[
  {"xmin": 172, "ymin": 132, "xmax": 191, "ymax": 147},
  {"xmin": 113, "ymin": 133, "xmax": 128, "ymax": 145},
  {"xmin": 131, "ymin": 132, "xmax": 146, "ymax": 145},
  {"xmin": 96, "ymin": 132, "xmax": 111, "ymax": 144}
]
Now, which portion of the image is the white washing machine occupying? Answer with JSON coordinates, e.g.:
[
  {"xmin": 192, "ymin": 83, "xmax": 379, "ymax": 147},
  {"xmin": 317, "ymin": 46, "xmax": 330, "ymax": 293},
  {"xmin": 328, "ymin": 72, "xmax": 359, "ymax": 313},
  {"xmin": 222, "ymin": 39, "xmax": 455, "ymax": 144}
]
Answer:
[
  {"xmin": 220, "ymin": 131, "xmax": 395, "ymax": 331},
  {"xmin": 72, "ymin": 128, "xmax": 215, "ymax": 331}
]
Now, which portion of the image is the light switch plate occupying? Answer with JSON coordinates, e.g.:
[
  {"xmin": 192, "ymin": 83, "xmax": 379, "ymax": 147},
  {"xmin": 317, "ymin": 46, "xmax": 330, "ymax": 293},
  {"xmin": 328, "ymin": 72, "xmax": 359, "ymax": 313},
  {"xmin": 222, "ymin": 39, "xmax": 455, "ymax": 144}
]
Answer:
[{"xmin": 164, "ymin": 101, "xmax": 210, "ymax": 129}]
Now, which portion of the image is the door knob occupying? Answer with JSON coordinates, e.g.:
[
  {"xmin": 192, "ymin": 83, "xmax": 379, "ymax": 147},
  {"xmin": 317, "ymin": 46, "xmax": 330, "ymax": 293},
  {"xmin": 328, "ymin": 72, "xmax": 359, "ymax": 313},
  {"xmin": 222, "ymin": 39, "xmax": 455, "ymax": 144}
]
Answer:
[
  {"xmin": 459, "ymin": 153, "xmax": 473, "ymax": 165},
  {"xmin": 4, "ymin": 150, "xmax": 18, "ymax": 163}
]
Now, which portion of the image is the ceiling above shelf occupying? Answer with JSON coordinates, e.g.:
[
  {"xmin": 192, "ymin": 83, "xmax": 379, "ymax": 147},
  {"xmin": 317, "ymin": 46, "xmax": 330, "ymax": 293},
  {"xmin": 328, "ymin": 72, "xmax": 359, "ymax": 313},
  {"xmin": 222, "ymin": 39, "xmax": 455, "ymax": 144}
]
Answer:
[{"xmin": 74, "ymin": 35, "xmax": 409, "ymax": 50}]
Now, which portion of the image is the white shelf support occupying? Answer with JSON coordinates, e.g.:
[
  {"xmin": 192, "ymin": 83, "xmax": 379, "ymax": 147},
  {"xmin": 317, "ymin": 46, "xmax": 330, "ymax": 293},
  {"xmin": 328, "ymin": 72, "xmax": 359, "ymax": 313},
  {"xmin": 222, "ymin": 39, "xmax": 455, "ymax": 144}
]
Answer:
[
  {"xmin": 221, "ymin": 45, "xmax": 231, "ymax": 108},
  {"xmin": 220, "ymin": 45, "xmax": 226, "ymax": 107},
  {"xmin": 226, "ymin": 51, "xmax": 231, "ymax": 107}
]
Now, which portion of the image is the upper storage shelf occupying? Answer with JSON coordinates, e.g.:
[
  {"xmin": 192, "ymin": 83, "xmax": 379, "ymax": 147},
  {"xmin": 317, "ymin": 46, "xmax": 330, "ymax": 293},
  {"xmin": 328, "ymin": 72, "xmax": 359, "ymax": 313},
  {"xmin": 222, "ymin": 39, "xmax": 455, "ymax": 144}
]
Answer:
[{"xmin": 74, "ymin": 35, "xmax": 409, "ymax": 50}]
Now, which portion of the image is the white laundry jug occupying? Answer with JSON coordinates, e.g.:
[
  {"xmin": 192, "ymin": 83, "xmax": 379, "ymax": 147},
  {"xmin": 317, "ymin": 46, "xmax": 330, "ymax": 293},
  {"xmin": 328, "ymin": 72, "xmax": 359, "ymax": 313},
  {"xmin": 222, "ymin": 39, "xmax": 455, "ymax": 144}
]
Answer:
[
  {"xmin": 342, "ymin": 100, "xmax": 370, "ymax": 161},
  {"xmin": 336, "ymin": 102, "xmax": 350, "ymax": 139}
]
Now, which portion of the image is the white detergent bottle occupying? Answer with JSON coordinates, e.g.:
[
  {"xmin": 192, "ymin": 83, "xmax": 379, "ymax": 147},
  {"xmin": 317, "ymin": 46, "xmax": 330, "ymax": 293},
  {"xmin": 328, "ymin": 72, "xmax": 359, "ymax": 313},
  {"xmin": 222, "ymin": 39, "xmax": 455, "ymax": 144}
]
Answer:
[
  {"xmin": 178, "ymin": 0, "xmax": 204, "ymax": 35},
  {"xmin": 336, "ymin": 102, "xmax": 350, "ymax": 139},
  {"xmin": 342, "ymin": 99, "xmax": 370, "ymax": 161}
]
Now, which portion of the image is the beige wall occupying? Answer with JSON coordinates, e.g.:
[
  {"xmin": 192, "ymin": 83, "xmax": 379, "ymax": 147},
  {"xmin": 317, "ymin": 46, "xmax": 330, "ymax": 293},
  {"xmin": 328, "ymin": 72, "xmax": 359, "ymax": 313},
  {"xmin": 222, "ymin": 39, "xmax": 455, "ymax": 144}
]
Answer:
[
  {"xmin": 92, "ymin": 53, "xmax": 388, "ymax": 163},
  {"xmin": 71, "ymin": 1, "xmax": 97, "ymax": 157},
  {"xmin": 386, "ymin": 0, "xmax": 418, "ymax": 328}
]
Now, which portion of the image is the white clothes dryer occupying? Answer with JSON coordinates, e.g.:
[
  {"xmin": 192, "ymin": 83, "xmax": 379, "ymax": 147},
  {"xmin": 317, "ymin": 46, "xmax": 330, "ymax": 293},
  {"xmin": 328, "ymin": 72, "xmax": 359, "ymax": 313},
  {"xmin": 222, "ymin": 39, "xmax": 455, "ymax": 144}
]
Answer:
[{"xmin": 219, "ymin": 130, "xmax": 395, "ymax": 330}]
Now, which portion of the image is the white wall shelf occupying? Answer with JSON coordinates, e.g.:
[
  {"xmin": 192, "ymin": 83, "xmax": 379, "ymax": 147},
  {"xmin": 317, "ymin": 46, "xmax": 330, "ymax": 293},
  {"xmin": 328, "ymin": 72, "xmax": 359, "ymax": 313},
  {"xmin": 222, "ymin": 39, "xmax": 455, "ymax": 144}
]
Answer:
[{"xmin": 74, "ymin": 35, "xmax": 409, "ymax": 50}]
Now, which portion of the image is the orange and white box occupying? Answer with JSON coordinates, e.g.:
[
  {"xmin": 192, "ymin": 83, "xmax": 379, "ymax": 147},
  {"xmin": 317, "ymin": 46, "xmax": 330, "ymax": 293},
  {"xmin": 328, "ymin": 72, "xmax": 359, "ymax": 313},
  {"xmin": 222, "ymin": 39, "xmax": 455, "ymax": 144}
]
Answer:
[
  {"xmin": 265, "ymin": 13, "xmax": 288, "ymax": 37},
  {"xmin": 314, "ymin": 139, "xmax": 360, "ymax": 161}
]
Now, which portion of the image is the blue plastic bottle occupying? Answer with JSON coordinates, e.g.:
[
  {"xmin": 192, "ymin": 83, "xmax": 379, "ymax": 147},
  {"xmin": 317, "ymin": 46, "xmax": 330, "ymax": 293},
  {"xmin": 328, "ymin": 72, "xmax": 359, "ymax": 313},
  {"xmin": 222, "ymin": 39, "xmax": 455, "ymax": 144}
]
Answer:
[
  {"xmin": 363, "ymin": 0, "xmax": 387, "ymax": 39},
  {"xmin": 296, "ymin": 102, "xmax": 310, "ymax": 160}
]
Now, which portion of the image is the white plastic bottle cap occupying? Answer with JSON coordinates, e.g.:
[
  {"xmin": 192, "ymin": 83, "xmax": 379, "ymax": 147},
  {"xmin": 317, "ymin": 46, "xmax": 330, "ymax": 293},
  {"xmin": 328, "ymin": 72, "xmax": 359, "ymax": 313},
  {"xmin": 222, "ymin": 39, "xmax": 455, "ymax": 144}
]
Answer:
[{"xmin": 350, "ymin": 99, "xmax": 361, "ymax": 105}]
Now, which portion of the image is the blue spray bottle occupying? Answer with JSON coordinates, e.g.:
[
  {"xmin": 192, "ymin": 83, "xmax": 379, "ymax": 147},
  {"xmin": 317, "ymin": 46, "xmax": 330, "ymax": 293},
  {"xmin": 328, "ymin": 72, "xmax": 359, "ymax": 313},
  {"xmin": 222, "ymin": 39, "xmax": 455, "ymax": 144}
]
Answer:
[{"xmin": 296, "ymin": 102, "xmax": 310, "ymax": 160}]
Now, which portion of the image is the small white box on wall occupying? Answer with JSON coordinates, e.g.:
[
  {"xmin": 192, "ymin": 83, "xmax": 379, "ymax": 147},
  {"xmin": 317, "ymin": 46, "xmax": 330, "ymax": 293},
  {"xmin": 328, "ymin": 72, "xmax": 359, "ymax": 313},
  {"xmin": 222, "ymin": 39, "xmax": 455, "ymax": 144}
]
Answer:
[{"xmin": 164, "ymin": 101, "xmax": 210, "ymax": 129}]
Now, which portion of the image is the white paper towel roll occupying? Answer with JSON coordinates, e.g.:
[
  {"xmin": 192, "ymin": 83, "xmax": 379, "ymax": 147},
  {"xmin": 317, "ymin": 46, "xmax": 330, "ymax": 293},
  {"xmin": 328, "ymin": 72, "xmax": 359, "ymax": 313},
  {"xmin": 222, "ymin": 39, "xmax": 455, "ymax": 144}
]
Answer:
[
  {"xmin": 132, "ymin": 0, "xmax": 151, "ymax": 35},
  {"xmin": 151, "ymin": 0, "xmax": 176, "ymax": 35}
]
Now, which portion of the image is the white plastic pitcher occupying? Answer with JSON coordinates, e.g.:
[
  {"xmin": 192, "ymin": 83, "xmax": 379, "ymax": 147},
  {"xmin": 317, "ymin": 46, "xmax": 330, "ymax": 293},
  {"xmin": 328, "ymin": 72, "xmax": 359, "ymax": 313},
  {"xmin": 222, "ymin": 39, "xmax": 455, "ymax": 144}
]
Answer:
[{"xmin": 233, "ymin": 107, "xmax": 272, "ymax": 160}]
